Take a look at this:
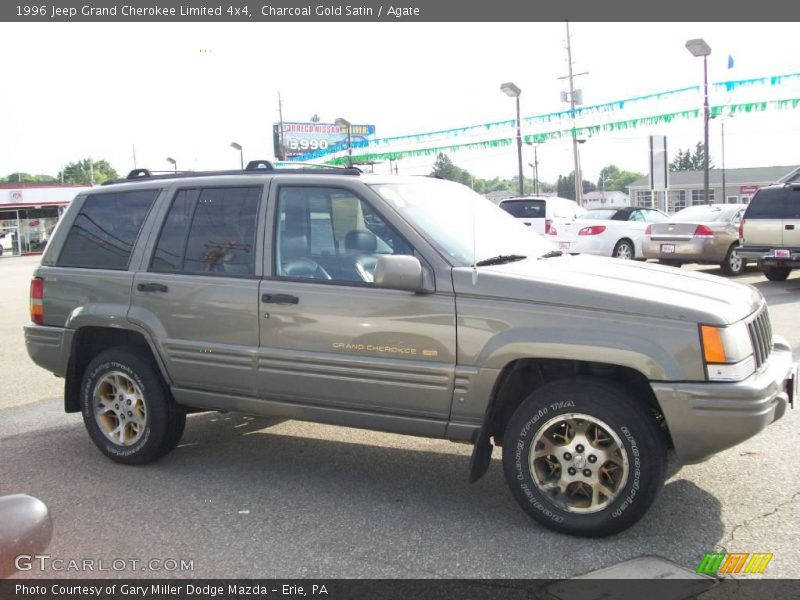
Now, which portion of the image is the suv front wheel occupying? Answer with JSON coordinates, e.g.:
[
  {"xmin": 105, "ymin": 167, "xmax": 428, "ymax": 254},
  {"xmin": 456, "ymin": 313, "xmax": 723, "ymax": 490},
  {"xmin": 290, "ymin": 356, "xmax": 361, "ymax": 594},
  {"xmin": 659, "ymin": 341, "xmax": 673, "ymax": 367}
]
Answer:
[
  {"xmin": 81, "ymin": 348, "xmax": 186, "ymax": 465},
  {"xmin": 501, "ymin": 378, "xmax": 667, "ymax": 537}
]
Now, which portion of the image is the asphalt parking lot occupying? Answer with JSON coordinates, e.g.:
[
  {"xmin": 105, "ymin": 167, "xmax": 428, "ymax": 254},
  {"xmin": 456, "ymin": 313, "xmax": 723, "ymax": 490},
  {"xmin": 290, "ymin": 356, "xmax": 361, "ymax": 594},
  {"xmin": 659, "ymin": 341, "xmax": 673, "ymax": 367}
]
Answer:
[{"xmin": 2, "ymin": 255, "xmax": 799, "ymax": 579}]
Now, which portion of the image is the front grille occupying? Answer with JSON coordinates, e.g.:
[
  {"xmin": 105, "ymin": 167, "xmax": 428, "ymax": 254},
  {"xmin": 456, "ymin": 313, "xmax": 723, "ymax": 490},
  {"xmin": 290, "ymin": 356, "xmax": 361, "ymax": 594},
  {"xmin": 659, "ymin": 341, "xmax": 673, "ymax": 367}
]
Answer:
[{"xmin": 747, "ymin": 307, "xmax": 773, "ymax": 370}]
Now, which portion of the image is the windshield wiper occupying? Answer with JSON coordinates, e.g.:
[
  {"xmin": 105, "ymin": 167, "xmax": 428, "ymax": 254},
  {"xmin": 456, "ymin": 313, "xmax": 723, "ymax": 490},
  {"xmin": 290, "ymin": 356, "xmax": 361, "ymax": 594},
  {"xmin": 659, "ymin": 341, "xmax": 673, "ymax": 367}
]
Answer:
[
  {"xmin": 539, "ymin": 250, "xmax": 563, "ymax": 259},
  {"xmin": 474, "ymin": 254, "xmax": 527, "ymax": 267}
]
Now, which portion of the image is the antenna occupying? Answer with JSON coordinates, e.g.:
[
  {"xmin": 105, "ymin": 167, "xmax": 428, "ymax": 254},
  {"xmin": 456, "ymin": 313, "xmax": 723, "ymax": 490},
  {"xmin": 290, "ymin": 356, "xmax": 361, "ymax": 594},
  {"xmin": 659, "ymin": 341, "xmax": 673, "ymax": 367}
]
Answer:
[{"xmin": 471, "ymin": 191, "xmax": 478, "ymax": 285}]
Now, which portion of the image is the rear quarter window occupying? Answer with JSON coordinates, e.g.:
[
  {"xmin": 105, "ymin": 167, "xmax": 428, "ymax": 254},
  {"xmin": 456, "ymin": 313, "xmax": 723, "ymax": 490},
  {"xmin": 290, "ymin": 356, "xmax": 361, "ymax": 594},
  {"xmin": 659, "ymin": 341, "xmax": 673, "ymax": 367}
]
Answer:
[
  {"xmin": 745, "ymin": 188, "xmax": 789, "ymax": 219},
  {"xmin": 57, "ymin": 189, "xmax": 158, "ymax": 269},
  {"xmin": 499, "ymin": 200, "xmax": 545, "ymax": 219}
]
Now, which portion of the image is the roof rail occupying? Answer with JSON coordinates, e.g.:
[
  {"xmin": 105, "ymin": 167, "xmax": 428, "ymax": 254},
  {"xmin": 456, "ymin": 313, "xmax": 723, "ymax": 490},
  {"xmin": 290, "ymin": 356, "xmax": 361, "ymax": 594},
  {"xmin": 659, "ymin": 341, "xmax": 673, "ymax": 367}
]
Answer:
[
  {"xmin": 99, "ymin": 162, "xmax": 363, "ymax": 186},
  {"xmin": 245, "ymin": 160, "xmax": 275, "ymax": 171}
]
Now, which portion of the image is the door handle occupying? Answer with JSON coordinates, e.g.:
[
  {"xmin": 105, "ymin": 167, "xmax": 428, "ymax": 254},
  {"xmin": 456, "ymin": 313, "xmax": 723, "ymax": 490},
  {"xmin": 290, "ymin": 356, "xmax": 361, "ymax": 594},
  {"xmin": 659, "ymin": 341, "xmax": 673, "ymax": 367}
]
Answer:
[
  {"xmin": 786, "ymin": 224, "xmax": 796, "ymax": 230},
  {"xmin": 137, "ymin": 283, "xmax": 168, "ymax": 293},
  {"xmin": 524, "ymin": 222, "xmax": 532, "ymax": 226},
  {"xmin": 262, "ymin": 293, "xmax": 299, "ymax": 304}
]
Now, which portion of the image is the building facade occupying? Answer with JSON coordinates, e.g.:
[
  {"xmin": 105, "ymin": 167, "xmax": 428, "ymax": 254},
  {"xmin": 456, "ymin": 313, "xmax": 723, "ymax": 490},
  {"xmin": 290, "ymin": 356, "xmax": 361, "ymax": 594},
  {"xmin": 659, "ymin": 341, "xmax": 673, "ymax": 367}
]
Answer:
[
  {"xmin": 0, "ymin": 184, "xmax": 89, "ymax": 256},
  {"xmin": 627, "ymin": 165, "xmax": 800, "ymax": 213}
]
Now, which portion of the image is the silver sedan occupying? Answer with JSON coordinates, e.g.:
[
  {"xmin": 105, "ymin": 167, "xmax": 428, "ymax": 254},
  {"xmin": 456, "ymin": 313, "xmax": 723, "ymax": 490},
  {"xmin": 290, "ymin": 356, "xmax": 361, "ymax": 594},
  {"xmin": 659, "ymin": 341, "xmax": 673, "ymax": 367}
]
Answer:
[{"xmin": 642, "ymin": 204, "xmax": 748, "ymax": 275}]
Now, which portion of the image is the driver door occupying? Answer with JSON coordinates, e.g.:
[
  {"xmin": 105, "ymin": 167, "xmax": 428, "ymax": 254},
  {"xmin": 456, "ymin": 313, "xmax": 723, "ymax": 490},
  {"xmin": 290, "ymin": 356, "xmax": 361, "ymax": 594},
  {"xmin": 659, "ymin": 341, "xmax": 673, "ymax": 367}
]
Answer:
[{"xmin": 256, "ymin": 184, "xmax": 456, "ymax": 424}]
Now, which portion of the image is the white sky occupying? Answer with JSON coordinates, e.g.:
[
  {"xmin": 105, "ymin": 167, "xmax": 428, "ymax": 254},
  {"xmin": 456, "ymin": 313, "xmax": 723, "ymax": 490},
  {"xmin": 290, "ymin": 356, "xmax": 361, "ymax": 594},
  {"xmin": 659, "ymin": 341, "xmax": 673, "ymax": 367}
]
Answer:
[{"xmin": 1, "ymin": 22, "xmax": 798, "ymax": 184}]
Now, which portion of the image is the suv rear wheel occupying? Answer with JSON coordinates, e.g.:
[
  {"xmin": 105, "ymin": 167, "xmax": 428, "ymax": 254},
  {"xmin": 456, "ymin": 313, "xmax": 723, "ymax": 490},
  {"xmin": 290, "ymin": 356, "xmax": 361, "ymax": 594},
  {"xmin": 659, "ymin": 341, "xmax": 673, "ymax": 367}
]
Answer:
[
  {"xmin": 762, "ymin": 265, "xmax": 792, "ymax": 281},
  {"xmin": 81, "ymin": 348, "xmax": 185, "ymax": 465},
  {"xmin": 501, "ymin": 378, "xmax": 666, "ymax": 537}
]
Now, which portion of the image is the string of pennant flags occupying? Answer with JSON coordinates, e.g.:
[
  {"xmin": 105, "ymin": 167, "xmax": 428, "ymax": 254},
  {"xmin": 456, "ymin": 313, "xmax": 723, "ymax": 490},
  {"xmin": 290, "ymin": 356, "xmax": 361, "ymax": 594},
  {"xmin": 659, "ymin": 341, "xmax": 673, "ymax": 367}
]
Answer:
[
  {"xmin": 289, "ymin": 70, "xmax": 800, "ymax": 163},
  {"xmin": 316, "ymin": 97, "xmax": 800, "ymax": 166}
]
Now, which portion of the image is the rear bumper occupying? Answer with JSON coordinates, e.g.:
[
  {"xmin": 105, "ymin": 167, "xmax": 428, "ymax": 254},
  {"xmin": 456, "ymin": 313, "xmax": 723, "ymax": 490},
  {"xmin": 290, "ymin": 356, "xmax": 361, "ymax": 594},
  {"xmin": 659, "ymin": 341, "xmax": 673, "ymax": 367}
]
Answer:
[
  {"xmin": 652, "ymin": 337, "xmax": 794, "ymax": 464},
  {"xmin": 738, "ymin": 245, "xmax": 800, "ymax": 267},
  {"xmin": 555, "ymin": 236, "xmax": 608, "ymax": 256},
  {"xmin": 24, "ymin": 324, "xmax": 71, "ymax": 377},
  {"xmin": 642, "ymin": 238, "xmax": 727, "ymax": 263}
]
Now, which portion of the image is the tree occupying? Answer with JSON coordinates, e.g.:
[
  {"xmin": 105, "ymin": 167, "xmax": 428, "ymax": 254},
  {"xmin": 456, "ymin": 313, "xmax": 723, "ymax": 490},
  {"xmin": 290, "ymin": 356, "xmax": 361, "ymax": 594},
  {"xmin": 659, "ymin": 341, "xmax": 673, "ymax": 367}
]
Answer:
[
  {"xmin": 670, "ymin": 143, "xmax": 714, "ymax": 171},
  {"xmin": 598, "ymin": 164, "xmax": 644, "ymax": 192},
  {"xmin": 1, "ymin": 173, "xmax": 57, "ymax": 184},
  {"xmin": 429, "ymin": 153, "xmax": 556, "ymax": 197},
  {"xmin": 61, "ymin": 159, "xmax": 118, "ymax": 185},
  {"xmin": 556, "ymin": 172, "xmax": 596, "ymax": 200}
]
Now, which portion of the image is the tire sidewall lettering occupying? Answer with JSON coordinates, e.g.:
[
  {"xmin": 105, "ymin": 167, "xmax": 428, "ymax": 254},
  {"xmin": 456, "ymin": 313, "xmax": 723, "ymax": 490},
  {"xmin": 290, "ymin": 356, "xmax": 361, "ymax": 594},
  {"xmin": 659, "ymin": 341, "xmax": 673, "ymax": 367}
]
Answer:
[
  {"xmin": 82, "ymin": 359, "xmax": 151, "ymax": 457},
  {"xmin": 511, "ymin": 398, "xmax": 645, "ymax": 524}
]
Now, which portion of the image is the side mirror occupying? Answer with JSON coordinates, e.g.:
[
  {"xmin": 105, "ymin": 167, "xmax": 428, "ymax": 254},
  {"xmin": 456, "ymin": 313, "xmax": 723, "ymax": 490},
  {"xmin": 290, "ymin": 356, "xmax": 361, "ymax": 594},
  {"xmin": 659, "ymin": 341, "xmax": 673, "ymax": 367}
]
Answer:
[
  {"xmin": 373, "ymin": 255, "xmax": 425, "ymax": 292},
  {"xmin": 0, "ymin": 494, "xmax": 53, "ymax": 578}
]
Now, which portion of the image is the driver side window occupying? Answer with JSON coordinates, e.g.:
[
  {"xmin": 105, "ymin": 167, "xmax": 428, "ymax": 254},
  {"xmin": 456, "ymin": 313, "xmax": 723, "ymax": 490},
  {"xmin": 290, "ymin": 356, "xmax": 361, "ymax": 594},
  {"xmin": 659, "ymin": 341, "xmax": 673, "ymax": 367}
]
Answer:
[{"xmin": 275, "ymin": 186, "xmax": 413, "ymax": 283}]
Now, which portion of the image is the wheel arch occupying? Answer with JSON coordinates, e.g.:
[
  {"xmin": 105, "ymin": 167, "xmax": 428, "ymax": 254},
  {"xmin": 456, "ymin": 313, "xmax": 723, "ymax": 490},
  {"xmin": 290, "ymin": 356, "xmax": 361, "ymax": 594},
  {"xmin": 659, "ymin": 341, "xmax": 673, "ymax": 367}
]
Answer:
[
  {"xmin": 64, "ymin": 326, "xmax": 170, "ymax": 413},
  {"xmin": 469, "ymin": 357, "xmax": 672, "ymax": 483}
]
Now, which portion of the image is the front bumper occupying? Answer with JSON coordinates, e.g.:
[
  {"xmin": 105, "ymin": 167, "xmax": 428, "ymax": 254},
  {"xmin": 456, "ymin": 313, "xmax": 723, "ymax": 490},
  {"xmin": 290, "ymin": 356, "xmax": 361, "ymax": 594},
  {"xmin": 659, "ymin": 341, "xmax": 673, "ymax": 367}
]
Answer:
[{"xmin": 652, "ymin": 336, "xmax": 795, "ymax": 464}]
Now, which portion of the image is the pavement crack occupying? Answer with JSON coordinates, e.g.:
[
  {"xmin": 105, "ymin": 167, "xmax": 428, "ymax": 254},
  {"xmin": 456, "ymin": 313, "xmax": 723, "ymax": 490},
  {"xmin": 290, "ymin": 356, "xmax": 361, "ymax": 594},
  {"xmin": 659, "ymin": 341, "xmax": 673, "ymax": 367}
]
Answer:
[{"xmin": 724, "ymin": 489, "xmax": 800, "ymax": 546}]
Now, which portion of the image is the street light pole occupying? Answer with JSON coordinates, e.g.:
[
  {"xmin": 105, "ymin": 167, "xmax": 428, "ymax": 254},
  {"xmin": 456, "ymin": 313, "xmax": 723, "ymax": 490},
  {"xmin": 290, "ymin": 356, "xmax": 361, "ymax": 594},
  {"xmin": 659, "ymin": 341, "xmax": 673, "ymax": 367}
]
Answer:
[
  {"xmin": 500, "ymin": 82, "xmax": 524, "ymax": 197},
  {"xmin": 230, "ymin": 142, "xmax": 244, "ymax": 169},
  {"xmin": 166, "ymin": 157, "xmax": 177, "ymax": 173},
  {"xmin": 335, "ymin": 118, "xmax": 353, "ymax": 168},
  {"xmin": 686, "ymin": 38, "xmax": 712, "ymax": 205},
  {"xmin": 721, "ymin": 119, "xmax": 727, "ymax": 203}
]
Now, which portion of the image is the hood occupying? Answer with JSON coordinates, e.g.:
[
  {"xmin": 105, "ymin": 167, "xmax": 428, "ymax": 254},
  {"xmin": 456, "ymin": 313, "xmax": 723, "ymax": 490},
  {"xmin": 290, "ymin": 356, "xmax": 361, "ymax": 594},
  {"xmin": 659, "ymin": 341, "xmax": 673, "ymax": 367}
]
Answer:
[{"xmin": 452, "ymin": 254, "xmax": 762, "ymax": 326}]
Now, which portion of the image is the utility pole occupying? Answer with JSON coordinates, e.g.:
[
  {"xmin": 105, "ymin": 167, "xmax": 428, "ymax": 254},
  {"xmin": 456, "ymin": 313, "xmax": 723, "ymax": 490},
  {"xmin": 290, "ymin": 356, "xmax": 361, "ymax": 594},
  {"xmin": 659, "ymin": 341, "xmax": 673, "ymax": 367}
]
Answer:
[
  {"xmin": 277, "ymin": 91, "xmax": 286, "ymax": 160},
  {"xmin": 132, "ymin": 144, "xmax": 137, "ymax": 169},
  {"xmin": 558, "ymin": 22, "xmax": 588, "ymax": 207}
]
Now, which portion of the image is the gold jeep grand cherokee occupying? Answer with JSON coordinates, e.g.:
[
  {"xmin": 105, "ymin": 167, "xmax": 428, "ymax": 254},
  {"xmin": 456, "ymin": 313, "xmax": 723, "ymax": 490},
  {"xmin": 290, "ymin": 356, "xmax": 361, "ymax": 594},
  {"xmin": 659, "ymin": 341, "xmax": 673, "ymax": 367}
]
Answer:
[{"xmin": 24, "ymin": 162, "xmax": 797, "ymax": 537}]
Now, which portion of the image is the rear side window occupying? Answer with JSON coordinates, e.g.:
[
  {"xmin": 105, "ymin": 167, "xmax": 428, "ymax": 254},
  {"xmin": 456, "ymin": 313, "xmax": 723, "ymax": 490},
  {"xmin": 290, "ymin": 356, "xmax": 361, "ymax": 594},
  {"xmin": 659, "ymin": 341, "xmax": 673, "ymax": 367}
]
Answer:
[
  {"xmin": 745, "ymin": 188, "xmax": 789, "ymax": 219},
  {"xmin": 57, "ymin": 190, "xmax": 158, "ymax": 269},
  {"xmin": 151, "ymin": 186, "xmax": 261, "ymax": 276},
  {"xmin": 499, "ymin": 199, "xmax": 545, "ymax": 218},
  {"xmin": 788, "ymin": 188, "xmax": 800, "ymax": 220}
]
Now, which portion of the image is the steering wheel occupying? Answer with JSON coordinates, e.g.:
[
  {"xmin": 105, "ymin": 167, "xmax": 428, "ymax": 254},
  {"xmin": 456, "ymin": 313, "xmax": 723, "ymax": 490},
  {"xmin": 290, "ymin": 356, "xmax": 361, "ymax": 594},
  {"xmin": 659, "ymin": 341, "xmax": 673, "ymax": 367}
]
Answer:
[{"xmin": 281, "ymin": 257, "xmax": 332, "ymax": 280}]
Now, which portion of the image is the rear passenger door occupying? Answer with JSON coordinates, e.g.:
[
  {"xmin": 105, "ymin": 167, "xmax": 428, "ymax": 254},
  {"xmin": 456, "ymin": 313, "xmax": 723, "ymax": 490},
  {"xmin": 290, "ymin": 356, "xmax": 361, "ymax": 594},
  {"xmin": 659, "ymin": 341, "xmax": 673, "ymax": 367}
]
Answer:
[
  {"xmin": 128, "ymin": 185, "xmax": 264, "ymax": 397},
  {"xmin": 256, "ymin": 184, "xmax": 457, "ymax": 423}
]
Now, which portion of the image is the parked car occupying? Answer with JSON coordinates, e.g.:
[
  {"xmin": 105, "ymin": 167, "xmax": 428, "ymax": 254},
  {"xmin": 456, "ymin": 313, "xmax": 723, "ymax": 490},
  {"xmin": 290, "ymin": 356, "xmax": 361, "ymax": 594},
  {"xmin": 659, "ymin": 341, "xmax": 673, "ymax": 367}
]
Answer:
[
  {"xmin": 642, "ymin": 204, "xmax": 748, "ymax": 275},
  {"xmin": 0, "ymin": 494, "xmax": 52, "ymax": 578},
  {"xmin": 494, "ymin": 196, "xmax": 584, "ymax": 236},
  {"xmin": 738, "ymin": 183, "xmax": 800, "ymax": 281},
  {"xmin": 553, "ymin": 206, "xmax": 669, "ymax": 259},
  {"xmin": 25, "ymin": 164, "xmax": 795, "ymax": 537}
]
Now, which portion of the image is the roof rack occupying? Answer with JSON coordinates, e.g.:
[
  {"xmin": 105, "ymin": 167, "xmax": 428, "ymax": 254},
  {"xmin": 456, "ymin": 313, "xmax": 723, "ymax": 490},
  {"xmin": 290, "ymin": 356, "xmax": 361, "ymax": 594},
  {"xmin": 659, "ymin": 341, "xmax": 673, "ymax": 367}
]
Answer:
[{"xmin": 100, "ymin": 160, "xmax": 362, "ymax": 186}]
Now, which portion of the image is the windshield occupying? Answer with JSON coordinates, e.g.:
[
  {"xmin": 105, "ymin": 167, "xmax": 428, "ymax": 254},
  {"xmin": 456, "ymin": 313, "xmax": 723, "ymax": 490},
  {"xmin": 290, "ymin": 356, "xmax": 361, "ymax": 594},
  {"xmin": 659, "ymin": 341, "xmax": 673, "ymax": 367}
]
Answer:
[
  {"xmin": 670, "ymin": 205, "xmax": 730, "ymax": 222},
  {"xmin": 371, "ymin": 180, "xmax": 555, "ymax": 266}
]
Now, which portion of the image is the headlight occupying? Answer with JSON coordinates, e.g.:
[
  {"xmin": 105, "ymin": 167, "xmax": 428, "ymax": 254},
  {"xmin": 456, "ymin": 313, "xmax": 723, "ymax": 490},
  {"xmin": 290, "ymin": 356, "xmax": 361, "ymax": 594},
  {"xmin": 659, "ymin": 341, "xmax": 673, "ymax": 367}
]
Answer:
[{"xmin": 700, "ymin": 322, "xmax": 755, "ymax": 381}]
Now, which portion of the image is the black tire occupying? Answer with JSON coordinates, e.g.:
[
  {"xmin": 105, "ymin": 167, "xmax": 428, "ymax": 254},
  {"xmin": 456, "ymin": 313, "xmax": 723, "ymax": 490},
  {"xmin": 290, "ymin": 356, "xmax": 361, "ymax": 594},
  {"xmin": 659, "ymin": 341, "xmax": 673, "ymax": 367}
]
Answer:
[
  {"xmin": 81, "ymin": 347, "xmax": 185, "ymax": 465},
  {"xmin": 612, "ymin": 239, "xmax": 634, "ymax": 260},
  {"xmin": 720, "ymin": 243, "xmax": 746, "ymax": 276},
  {"xmin": 501, "ymin": 377, "xmax": 667, "ymax": 537},
  {"xmin": 763, "ymin": 265, "xmax": 791, "ymax": 281}
]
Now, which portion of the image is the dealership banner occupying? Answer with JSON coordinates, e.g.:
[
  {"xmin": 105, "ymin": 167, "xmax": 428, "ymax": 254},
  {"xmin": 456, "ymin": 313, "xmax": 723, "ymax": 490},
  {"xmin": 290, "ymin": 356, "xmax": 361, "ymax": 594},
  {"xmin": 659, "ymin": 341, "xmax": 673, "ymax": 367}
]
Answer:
[{"xmin": 274, "ymin": 122, "xmax": 376, "ymax": 160}]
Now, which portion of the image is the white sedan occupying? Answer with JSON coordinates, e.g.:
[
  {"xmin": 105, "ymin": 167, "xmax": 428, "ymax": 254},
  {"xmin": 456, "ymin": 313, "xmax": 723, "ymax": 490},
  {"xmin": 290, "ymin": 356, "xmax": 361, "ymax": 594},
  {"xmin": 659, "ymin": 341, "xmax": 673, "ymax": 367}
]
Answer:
[{"xmin": 552, "ymin": 206, "xmax": 670, "ymax": 259}]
